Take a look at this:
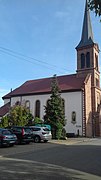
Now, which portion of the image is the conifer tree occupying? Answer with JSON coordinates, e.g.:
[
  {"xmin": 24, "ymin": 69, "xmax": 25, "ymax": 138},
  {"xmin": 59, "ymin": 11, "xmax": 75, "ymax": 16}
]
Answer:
[{"xmin": 44, "ymin": 74, "xmax": 66, "ymax": 139}]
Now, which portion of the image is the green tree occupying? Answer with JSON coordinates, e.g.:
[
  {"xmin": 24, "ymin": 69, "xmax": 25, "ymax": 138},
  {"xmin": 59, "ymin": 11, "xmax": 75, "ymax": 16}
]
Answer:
[
  {"xmin": 88, "ymin": 0, "xmax": 101, "ymax": 18},
  {"xmin": 0, "ymin": 115, "xmax": 10, "ymax": 128},
  {"xmin": 33, "ymin": 117, "xmax": 43, "ymax": 125},
  {"xmin": 9, "ymin": 105, "xmax": 33, "ymax": 126},
  {"xmin": 44, "ymin": 74, "xmax": 66, "ymax": 139}
]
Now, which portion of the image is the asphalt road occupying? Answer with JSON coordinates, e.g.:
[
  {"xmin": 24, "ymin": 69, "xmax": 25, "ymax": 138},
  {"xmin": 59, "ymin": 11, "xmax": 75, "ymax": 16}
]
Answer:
[{"xmin": 0, "ymin": 139, "xmax": 101, "ymax": 180}]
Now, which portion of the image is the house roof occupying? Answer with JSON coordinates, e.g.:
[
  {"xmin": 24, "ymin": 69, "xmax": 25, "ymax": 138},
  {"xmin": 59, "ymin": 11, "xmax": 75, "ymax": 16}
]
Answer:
[
  {"xmin": 0, "ymin": 102, "xmax": 10, "ymax": 117},
  {"xmin": 3, "ymin": 74, "xmax": 86, "ymax": 99}
]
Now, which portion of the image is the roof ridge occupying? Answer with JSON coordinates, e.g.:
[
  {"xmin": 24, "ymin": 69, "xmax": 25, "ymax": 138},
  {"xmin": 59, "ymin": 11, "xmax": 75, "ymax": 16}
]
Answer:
[{"xmin": 25, "ymin": 73, "xmax": 77, "ymax": 83}]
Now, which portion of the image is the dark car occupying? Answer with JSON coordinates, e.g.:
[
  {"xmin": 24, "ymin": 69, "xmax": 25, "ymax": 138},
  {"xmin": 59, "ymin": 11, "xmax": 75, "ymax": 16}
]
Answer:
[
  {"xmin": 11, "ymin": 126, "xmax": 33, "ymax": 144},
  {"xmin": 0, "ymin": 128, "xmax": 17, "ymax": 147}
]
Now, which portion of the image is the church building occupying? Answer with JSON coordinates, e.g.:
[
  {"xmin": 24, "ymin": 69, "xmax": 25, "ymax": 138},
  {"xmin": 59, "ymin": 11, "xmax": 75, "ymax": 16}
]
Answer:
[{"xmin": 0, "ymin": 0, "xmax": 101, "ymax": 137}]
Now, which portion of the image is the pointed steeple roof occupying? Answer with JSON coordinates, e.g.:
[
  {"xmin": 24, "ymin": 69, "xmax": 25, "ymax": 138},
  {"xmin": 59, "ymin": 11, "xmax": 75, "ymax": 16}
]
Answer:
[{"xmin": 76, "ymin": 0, "xmax": 94, "ymax": 49}]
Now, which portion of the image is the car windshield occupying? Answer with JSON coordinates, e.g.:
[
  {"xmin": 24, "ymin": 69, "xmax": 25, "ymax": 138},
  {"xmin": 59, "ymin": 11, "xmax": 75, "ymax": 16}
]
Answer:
[{"xmin": 2, "ymin": 130, "xmax": 12, "ymax": 135}]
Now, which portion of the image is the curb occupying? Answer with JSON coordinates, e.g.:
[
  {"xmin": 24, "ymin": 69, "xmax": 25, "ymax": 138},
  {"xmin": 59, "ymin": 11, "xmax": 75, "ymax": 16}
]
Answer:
[{"xmin": 49, "ymin": 138, "xmax": 96, "ymax": 145}]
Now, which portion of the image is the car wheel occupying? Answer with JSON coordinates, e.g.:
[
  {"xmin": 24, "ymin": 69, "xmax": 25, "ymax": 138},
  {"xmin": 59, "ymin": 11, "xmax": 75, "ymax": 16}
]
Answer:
[
  {"xmin": 34, "ymin": 136, "xmax": 40, "ymax": 143},
  {"xmin": 26, "ymin": 142, "xmax": 30, "ymax": 144},
  {"xmin": 0, "ymin": 142, "xmax": 2, "ymax": 147},
  {"xmin": 0, "ymin": 140, "xmax": 3, "ymax": 147}
]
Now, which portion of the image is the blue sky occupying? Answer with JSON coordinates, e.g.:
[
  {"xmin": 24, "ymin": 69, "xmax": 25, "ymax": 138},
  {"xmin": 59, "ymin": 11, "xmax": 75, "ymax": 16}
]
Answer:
[{"xmin": 0, "ymin": 0, "xmax": 101, "ymax": 106}]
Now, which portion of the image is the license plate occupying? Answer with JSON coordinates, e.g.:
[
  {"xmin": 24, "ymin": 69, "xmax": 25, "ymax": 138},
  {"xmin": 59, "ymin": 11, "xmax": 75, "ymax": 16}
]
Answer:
[{"xmin": 10, "ymin": 141, "xmax": 15, "ymax": 143}]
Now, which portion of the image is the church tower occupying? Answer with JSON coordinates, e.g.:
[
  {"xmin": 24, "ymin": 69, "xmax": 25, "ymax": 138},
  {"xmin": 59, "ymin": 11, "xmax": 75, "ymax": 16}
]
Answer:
[{"xmin": 76, "ymin": 0, "xmax": 101, "ymax": 136}]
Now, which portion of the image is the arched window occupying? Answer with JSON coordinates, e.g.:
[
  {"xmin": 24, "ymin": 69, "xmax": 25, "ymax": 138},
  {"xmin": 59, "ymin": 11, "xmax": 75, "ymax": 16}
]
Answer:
[
  {"xmin": 25, "ymin": 100, "xmax": 30, "ymax": 109},
  {"xmin": 95, "ymin": 54, "xmax": 98, "ymax": 71},
  {"xmin": 62, "ymin": 99, "xmax": 65, "ymax": 115},
  {"xmin": 35, "ymin": 100, "xmax": 40, "ymax": 118},
  {"xmin": 97, "ymin": 93, "xmax": 100, "ymax": 108},
  {"xmin": 71, "ymin": 111, "xmax": 76, "ymax": 124},
  {"xmin": 86, "ymin": 52, "xmax": 90, "ymax": 68},
  {"xmin": 81, "ymin": 53, "xmax": 85, "ymax": 69},
  {"xmin": 96, "ymin": 78, "xmax": 99, "ymax": 87}
]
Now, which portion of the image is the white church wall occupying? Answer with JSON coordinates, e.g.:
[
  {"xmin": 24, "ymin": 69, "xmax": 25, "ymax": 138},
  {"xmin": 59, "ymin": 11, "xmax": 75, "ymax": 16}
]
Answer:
[
  {"xmin": 62, "ymin": 91, "xmax": 83, "ymax": 136},
  {"xmin": 21, "ymin": 94, "xmax": 50, "ymax": 120},
  {"xmin": 11, "ymin": 94, "xmax": 50, "ymax": 119},
  {"xmin": 10, "ymin": 90, "xmax": 83, "ymax": 136}
]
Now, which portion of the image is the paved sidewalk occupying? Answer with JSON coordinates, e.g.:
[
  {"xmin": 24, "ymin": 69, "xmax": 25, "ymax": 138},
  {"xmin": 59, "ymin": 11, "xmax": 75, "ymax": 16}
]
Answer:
[{"xmin": 49, "ymin": 137, "xmax": 96, "ymax": 145}]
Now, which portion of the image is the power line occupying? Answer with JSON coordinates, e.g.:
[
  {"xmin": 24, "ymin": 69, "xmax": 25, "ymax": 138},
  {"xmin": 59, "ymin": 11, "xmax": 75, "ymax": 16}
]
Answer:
[
  {"xmin": 0, "ymin": 49, "xmax": 65, "ymax": 74},
  {"xmin": 0, "ymin": 46, "xmax": 56, "ymax": 68},
  {"xmin": 0, "ymin": 46, "xmax": 71, "ymax": 73}
]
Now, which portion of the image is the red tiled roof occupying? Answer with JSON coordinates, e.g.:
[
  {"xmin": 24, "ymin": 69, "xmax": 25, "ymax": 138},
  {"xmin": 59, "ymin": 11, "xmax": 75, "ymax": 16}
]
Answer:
[
  {"xmin": 0, "ymin": 102, "xmax": 10, "ymax": 116},
  {"xmin": 3, "ymin": 74, "xmax": 86, "ymax": 99}
]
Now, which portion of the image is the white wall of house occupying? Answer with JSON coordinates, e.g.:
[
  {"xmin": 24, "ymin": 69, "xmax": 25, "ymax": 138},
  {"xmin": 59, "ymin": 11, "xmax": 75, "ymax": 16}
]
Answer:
[{"xmin": 10, "ymin": 91, "xmax": 83, "ymax": 136}]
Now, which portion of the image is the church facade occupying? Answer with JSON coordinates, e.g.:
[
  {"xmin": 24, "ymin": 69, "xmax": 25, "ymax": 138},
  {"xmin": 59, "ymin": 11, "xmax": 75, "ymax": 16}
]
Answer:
[{"xmin": 0, "ymin": 0, "xmax": 101, "ymax": 137}]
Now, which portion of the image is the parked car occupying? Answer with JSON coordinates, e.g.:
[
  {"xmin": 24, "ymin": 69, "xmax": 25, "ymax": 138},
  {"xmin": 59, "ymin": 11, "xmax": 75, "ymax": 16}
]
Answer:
[
  {"xmin": 10, "ymin": 126, "xmax": 33, "ymax": 144},
  {"xmin": 29, "ymin": 126, "xmax": 52, "ymax": 143},
  {"xmin": 34, "ymin": 124, "xmax": 51, "ymax": 131},
  {"xmin": 0, "ymin": 128, "xmax": 17, "ymax": 147}
]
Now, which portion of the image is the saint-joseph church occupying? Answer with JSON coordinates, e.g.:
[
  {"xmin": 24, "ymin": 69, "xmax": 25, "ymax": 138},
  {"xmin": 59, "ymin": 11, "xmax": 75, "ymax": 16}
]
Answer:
[{"xmin": 0, "ymin": 0, "xmax": 101, "ymax": 137}]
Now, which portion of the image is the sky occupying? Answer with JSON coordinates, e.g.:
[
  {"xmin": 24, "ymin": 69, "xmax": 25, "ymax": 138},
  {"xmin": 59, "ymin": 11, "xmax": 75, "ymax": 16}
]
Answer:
[{"xmin": 0, "ymin": 0, "xmax": 101, "ymax": 106}]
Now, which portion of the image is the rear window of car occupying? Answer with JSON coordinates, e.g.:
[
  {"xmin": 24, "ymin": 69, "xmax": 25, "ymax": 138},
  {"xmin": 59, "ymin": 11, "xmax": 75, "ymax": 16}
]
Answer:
[
  {"xmin": 43, "ymin": 128, "xmax": 50, "ymax": 131},
  {"xmin": 12, "ymin": 127, "xmax": 22, "ymax": 133}
]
